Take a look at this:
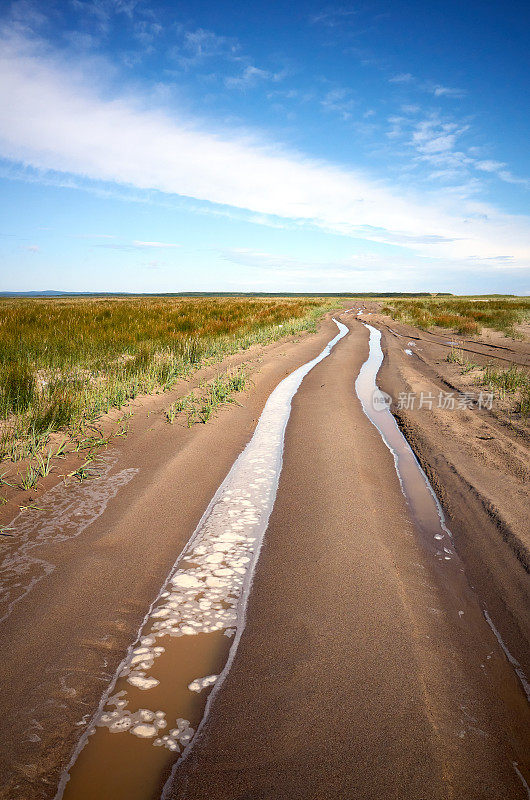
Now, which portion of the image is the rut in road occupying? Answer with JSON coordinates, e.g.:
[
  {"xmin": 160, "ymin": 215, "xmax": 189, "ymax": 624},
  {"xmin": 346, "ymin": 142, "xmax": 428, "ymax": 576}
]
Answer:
[
  {"xmin": 55, "ymin": 321, "xmax": 349, "ymax": 800},
  {"xmin": 168, "ymin": 314, "xmax": 530, "ymax": 800}
]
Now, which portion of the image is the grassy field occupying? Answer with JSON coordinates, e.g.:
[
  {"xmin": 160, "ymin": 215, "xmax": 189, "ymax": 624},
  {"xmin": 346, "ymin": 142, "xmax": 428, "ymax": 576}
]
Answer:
[
  {"xmin": 0, "ymin": 296, "xmax": 337, "ymax": 462},
  {"xmin": 446, "ymin": 344, "xmax": 530, "ymax": 418},
  {"xmin": 380, "ymin": 297, "xmax": 530, "ymax": 337}
]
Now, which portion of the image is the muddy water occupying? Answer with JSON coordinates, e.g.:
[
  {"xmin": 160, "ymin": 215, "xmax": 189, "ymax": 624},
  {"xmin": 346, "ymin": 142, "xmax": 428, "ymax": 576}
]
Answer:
[
  {"xmin": 355, "ymin": 322, "xmax": 530, "ymax": 702},
  {"xmin": 55, "ymin": 320, "xmax": 349, "ymax": 800},
  {"xmin": 0, "ymin": 452, "xmax": 138, "ymax": 624}
]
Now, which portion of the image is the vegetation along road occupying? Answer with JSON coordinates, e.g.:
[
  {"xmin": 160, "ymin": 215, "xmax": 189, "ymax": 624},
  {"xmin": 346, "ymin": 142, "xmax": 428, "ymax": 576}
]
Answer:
[{"xmin": 0, "ymin": 297, "xmax": 528, "ymax": 800}]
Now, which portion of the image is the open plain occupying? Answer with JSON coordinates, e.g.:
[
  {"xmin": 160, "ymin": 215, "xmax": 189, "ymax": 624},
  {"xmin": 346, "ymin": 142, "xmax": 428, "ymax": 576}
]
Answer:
[{"xmin": 0, "ymin": 297, "xmax": 528, "ymax": 800}]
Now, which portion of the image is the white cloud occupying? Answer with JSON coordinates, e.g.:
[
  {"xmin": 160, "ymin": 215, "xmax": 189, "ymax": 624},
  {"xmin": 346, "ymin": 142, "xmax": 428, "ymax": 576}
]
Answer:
[
  {"xmin": 389, "ymin": 73, "xmax": 414, "ymax": 84},
  {"xmin": 24, "ymin": 244, "xmax": 40, "ymax": 252},
  {"xmin": 0, "ymin": 31, "xmax": 528, "ymax": 270},
  {"xmin": 476, "ymin": 160, "xmax": 506, "ymax": 173},
  {"xmin": 433, "ymin": 85, "xmax": 466, "ymax": 98},
  {"xmin": 309, "ymin": 9, "xmax": 356, "ymax": 27},
  {"xmin": 321, "ymin": 87, "xmax": 355, "ymax": 120},
  {"xmin": 220, "ymin": 247, "xmax": 410, "ymax": 283},
  {"xmin": 475, "ymin": 159, "xmax": 528, "ymax": 187},
  {"xmin": 174, "ymin": 28, "xmax": 239, "ymax": 69},
  {"xmin": 225, "ymin": 65, "xmax": 271, "ymax": 90},
  {"xmin": 132, "ymin": 240, "xmax": 180, "ymax": 248}
]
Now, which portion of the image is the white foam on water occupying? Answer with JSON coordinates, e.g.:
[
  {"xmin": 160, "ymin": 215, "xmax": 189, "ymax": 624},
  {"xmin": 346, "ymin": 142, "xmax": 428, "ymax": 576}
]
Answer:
[
  {"xmin": 54, "ymin": 318, "xmax": 349, "ymax": 799},
  {"xmin": 188, "ymin": 675, "xmax": 218, "ymax": 693},
  {"xmin": 404, "ymin": 349, "xmax": 413, "ymax": 356}
]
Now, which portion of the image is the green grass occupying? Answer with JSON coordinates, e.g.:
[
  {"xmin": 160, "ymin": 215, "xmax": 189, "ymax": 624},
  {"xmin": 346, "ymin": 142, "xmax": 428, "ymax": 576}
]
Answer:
[
  {"xmin": 482, "ymin": 364, "xmax": 529, "ymax": 395},
  {"xmin": 165, "ymin": 368, "xmax": 248, "ymax": 427},
  {"xmin": 481, "ymin": 364, "xmax": 530, "ymax": 418},
  {"xmin": 18, "ymin": 464, "xmax": 39, "ymax": 491},
  {"xmin": 447, "ymin": 350, "xmax": 530, "ymax": 419},
  {"xmin": 381, "ymin": 297, "xmax": 530, "ymax": 337},
  {"xmin": 0, "ymin": 296, "xmax": 337, "ymax": 462}
]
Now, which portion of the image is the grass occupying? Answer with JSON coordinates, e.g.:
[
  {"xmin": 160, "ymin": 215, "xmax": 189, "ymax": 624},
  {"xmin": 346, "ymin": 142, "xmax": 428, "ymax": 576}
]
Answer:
[
  {"xmin": 481, "ymin": 364, "xmax": 530, "ymax": 418},
  {"xmin": 381, "ymin": 297, "xmax": 530, "ymax": 337},
  {"xmin": 445, "ymin": 345, "xmax": 479, "ymax": 373},
  {"xmin": 482, "ymin": 364, "xmax": 529, "ymax": 395},
  {"xmin": 0, "ymin": 296, "xmax": 337, "ymax": 462},
  {"xmin": 18, "ymin": 465, "xmax": 39, "ymax": 491},
  {"xmin": 166, "ymin": 368, "xmax": 248, "ymax": 427},
  {"xmin": 35, "ymin": 450, "xmax": 54, "ymax": 477},
  {"xmin": 445, "ymin": 345, "xmax": 530, "ymax": 419}
]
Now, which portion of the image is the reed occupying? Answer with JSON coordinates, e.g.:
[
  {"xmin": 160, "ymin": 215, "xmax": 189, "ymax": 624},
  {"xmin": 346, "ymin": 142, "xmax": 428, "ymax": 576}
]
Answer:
[
  {"xmin": 0, "ymin": 296, "xmax": 336, "ymax": 461},
  {"xmin": 381, "ymin": 297, "xmax": 529, "ymax": 337}
]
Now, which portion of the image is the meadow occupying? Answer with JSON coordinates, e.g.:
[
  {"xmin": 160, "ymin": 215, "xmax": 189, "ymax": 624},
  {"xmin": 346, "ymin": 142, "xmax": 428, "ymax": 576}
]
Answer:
[
  {"xmin": 0, "ymin": 296, "xmax": 336, "ymax": 462},
  {"xmin": 380, "ymin": 297, "xmax": 530, "ymax": 337}
]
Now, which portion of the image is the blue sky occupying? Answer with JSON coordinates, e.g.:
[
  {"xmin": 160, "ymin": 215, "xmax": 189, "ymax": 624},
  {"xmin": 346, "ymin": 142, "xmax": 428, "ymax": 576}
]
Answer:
[{"xmin": 0, "ymin": 0, "xmax": 528, "ymax": 293}]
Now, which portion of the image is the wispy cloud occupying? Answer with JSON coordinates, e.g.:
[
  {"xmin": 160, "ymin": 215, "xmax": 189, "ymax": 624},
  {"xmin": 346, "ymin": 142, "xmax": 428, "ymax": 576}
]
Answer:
[
  {"xmin": 475, "ymin": 159, "xmax": 529, "ymax": 187},
  {"xmin": 309, "ymin": 8, "xmax": 356, "ymax": 28},
  {"xmin": 389, "ymin": 73, "xmax": 414, "ymax": 84},
  {"xmin": 74, "ymin": 233, "xmax": 116, "ymax": 239},
  {"xmin": 220, "ymin": 247, "xmax": 405, "ymax": 281},
  {"xmin": 225, "ymin": 65, "xmax": 272, "ymax": 90},
  {"xmin": 71, "ymin": 0, "xmax": 141, "ymax": 34},
  {"xmin": 321, "ymin": 87, "xmax": 355, "ymax": 120},
  {"xmin": 24, "ymin": 243, "xmax": 40, "ymax": 252},
  {"xmin": 93, "ymin": 240, "xmax": 181, "ymax": 250},
  {"xmin": 412, "ymin": 117, "xmax": 470, "ymax": 156},
  {"xmin": 389, "ymin": 73, "xmax": 465, "ymax": 100},
  {"xmin": 432, "ymin": 84, "xmax": 466, "ymax": 98},
  {"xmin": 132, "ymin": 240, "xmax": 180, "ymax": 248},
  {"xmin": 0, "ymin": 32, "xmax": 528, "ymax": 269},
  {"xmin": 173, "ymin": 28, "xmax": 239, "ymax": 69}
]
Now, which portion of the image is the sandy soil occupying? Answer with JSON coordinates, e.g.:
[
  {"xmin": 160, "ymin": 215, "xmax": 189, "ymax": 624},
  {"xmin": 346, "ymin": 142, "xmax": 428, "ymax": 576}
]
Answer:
[
  {"xmin": 168, "ymin": 314, "xmax": 529, "ymax": 800},
  {"xmin": 370, "ymin": 308, "xmax": 529, "ymax": 681},
  {"xmin": 0, "ymin": 317, "xmax": 341, "ymax": 800},
  {"xmin": 0, "ymin": 309, "xmax": 528, "ymax": 800}
]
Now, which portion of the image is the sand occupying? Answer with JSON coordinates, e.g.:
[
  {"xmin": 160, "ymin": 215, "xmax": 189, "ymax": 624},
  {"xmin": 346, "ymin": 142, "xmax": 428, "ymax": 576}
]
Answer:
[{"xmin": 0, "ymin": 309, "xmax": 528, "ymax": 800}]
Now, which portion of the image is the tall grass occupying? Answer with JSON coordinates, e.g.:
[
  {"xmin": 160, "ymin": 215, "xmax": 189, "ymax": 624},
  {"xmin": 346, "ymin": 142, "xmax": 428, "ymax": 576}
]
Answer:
[
  {"xmin": 0, "ymin": 296, "xmax": 336, "ymax": 461},
  {"xmin": 481, "ymin": 364, "xmax": 530, "ymax": 418},
  {"xmin": 381, "ymin": 297, "xmax": 529, "ymax": 337},
  {"xmin": 165, "ymin": 368, "xmax": 249, "ymax": 427}
]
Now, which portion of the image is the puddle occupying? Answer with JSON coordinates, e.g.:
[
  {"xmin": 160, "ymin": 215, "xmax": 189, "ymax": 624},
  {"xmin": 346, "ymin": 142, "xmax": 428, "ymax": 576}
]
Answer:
[
  {"xmin": 355, "ymin": 324, "xmax": 452, "ymax": 561},
  {"xmin": 55, "ymin": 319, "xmax": 349, "ymax": 800},
  {"xmin": 0, "ymin": 452, "xmax": 138, "ymax": 624},
  {"xmin": 355, "ymin": 323, "xmax": 530, "ymax": 702},
  {"xmin": 484, "ymin": 611, "xmax": 530, "ymax": 702}
]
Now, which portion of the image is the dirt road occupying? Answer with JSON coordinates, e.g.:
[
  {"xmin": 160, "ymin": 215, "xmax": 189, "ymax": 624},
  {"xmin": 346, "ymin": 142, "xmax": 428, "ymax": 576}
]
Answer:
[
  {"xmin": 0, "ymin": 312, "xmax": 528, "ymax": 800},
  {"xmin": 169, "ymin": 316, "xmax": 529, "ymax": 800}
]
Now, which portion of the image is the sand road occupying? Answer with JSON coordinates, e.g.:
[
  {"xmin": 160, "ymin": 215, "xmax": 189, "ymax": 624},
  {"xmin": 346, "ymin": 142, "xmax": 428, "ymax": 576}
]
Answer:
[
  {"xmin": 169, "ymin": 316, "xmax": 529, "ymax": 800},
  {"xmin": 0, "ymin": 313, "xmax": 528, "ymax": 800}
]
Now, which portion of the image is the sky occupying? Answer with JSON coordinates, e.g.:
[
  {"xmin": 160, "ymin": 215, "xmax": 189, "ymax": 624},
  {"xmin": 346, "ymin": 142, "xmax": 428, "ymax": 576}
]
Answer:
[{"xmin": 0, "ymin": 0, "xmax": 529, "ymax": 294}]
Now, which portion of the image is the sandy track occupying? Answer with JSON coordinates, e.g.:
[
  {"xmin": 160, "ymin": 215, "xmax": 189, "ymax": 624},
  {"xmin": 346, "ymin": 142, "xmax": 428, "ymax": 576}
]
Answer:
[
  {"xmin": 373, "ymin": 312, "xmax": 530, "ymax": 681},
  {"xmin": 1, "ymin": 312, "xmax": 528, "ymax": 800},
  {"xmin": 169, "ymin": 316, "xmax": 529, "ymax": 800},
  {"xmin": 0, "ymin": 318, "xmax": 340, "ymax": 800}
]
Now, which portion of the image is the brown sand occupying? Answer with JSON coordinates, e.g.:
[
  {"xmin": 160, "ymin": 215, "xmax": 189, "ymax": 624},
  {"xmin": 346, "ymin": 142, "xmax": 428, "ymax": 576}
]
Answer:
[
  {"xmin": 373, "ymin": 310, "xmax": 529, "ymax": 679},
  {"xmin": 0, "ymin": 311, "xmax": 528, "ymax": 800},
  {"xmin": 169, "ymin": 316, "xmax": 529, "ymax": 800},
  {"xmin": 0, "ymin": 317, "xmax": 340, "ymax": 800}
]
